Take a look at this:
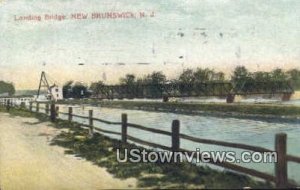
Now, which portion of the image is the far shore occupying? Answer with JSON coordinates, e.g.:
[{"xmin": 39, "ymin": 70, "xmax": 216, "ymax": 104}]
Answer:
[{"xmin": 56, "ymin": 96, "xmax": 300, "ymax": 123}]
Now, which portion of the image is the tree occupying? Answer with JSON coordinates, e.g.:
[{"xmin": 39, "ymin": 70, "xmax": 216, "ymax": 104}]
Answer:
[
  {"xmin": 231, "ymin": 66, "xmax": 251, "ymax": 93},
  {"xmin": 0, "ymin": 81, "xmax": 15, "ymax": 96},
  {"xmin": 215, "ymin": 72, "xmax": 225, "ymax": 81},
  {"xmin": 287, "ymin": 69, "xmax": 300, "ymax": 90},
  {"xmin": 252, "ymin": 71, "xmax": 271, "ymax": 82},
  {"xmin": 71, "ymin": 82, "xmax": 90, "ymax": 98},
  {"xmin": 119, "ymin": 74, "xmax": 136, "ymax": 86},
  {"xmin": 193, "ymin": 68, "xmax": 214, "ymax": 83},
  {"xmin": 119, "ymin": 74, "xmax": 137, "ymax": 98},
  {"xmin": 231, "ymin": 66, "xmax": 249, "ymax": 83},
  {"xmin": 149, "ymin": 71, "xmax": 166, "ymax": 85},
  {"xmin": 178, "ymin": 69, "xmax": 195, "ymax": 84},
  {"xmin": 138, "ymin": 71, "xmax": 166, "ymax": 98},
  {"xmin": 62, "ymin": 81, "xmax": 73, "ymax": 98},
  {"xmin": 271, "ymin": 68, "xmax": 288, "ymax": 81},
  {"xmin": 89, "ymin": 81, "xmax": 105, "ymax": 97}
]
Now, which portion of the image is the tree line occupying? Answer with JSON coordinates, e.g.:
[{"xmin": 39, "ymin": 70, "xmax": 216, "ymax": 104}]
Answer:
[
  {"xmin": 63, "ymin": 66, "xmax": 300, "ymax": 98},
  {"xmin": 0, "ymin": 81, "xmax": 15, "ymax": 96}
]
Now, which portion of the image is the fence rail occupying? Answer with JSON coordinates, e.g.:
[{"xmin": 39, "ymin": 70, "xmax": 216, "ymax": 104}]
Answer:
[
  {"xmin": 1, "ymin": 100, "xmax": 299, "ymax": 188},
  {"xmin": 127, "ymin": 135, "xmax": 172, "ymax": 151},
  {"xmin": 180, "ymin": 133, "xmax": 273, "ymax": 153},
  {"xmin": 93, "ymin": 118, "xmax": 122, "ymax": 125},
  {"xmin": 127, "ymin": 123, "xmax": 172, "ymax": 136},
  {"xmin": 287, "ymin": 155, "xmax": 300, "ymax": 164},
  {"xmin": 179, "ymin": 148, "xmax": 276, "ymax": 182}
]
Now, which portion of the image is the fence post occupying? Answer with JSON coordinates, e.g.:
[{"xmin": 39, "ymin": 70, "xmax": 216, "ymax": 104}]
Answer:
[
  {"xmin": 20, "ymin": 102, "xmax": 25, "ymax": 109},
  {"xmin": 89, "ymin": 110, "xmax": 94, "ymax": 137},
  {"xmin": 6, "ymin": 100, "xmax": 10, "ymax": 111},
  {"xmin": 45, "ymin": 104, "xmax": 49, "ymax": 114},
  {"xmin": 36, "ymin": 103, "xmax": 39, "ymax": 112},
  {"xmin": 275, "ymin": 133, "xmax": 288, "ymax": 188},
  {"xmin": 171, "ymin": 120, "xmax": 180, "ymax": 152},
  {"xmin": 68, "ymin": 107, "xmax": 73, "ymax": 121},
  {"xmin": 121, "ymin": 113, "xmax": 128, "ymax": 144},
  {"xmin": 29, "ymin": 102, "xmax": 33, "ymax": 112},
  {"xmin": 50, "ymin": 103, "xmax": 56, "ymax": 122},
  {"xmin": 56, "ymin": 106, "xmax": 59, "ymax": 117}
]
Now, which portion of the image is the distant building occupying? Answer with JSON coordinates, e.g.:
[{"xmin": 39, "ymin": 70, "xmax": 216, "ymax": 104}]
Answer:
[
  {"xmin": 49, "ymin": 84, "xmax": 63, "ymax": 101},
  {"xmin": 36, "ymin": 71, "xmax": 64, "ymax": 102}
]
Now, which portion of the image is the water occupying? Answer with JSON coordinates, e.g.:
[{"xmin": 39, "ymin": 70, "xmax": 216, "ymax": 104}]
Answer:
[
  {"xmin": 105, "ymin": 97, "xmax": 300, "ymax": 105},
  {"xmin": 55, "ymin": 104, "xmax": 300, "ymax": 184},
  {"xmin": 282, "ymin": 99, "xmax": 300, "ymax": 106}
]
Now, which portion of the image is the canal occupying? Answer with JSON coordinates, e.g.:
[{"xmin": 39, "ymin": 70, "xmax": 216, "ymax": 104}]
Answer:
[{"xmin": 54, "ymin": 103, "xmax": 300, "ymax": 184}]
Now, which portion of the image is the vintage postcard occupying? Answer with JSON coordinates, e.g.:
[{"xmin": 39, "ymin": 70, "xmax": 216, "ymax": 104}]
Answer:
[{"xmin": 0, "ymin": 0, "xmax": 300, "ymax": 189}]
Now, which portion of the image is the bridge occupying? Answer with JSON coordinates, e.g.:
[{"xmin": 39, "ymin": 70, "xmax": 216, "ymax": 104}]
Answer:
[
  {"xmin": 0, "ymin": 81, "xmax": 293, "ymax": 104},
  {"xmin": 0, "ymin": 96, "xmax": 34, "ymax": 105},
  {"xmin": 92, "ymin": 80, "xmax": 294, "ymax": 103}
]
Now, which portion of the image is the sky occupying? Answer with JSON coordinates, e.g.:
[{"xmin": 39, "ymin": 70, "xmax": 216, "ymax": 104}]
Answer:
[{"xmin": 0, "ymin": 0, "xmax": 299, "ymax": 90}]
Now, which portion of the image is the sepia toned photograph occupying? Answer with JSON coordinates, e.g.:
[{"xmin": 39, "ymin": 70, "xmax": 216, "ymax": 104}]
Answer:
[{"xmin": 0, "ymin": 0, "xmax": 299, "ymax": 189}]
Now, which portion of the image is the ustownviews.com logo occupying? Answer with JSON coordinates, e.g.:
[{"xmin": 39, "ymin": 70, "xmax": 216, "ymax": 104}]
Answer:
[{"xmin": 116, "ymin": 148, "xmax": 277, "ymax": 164}]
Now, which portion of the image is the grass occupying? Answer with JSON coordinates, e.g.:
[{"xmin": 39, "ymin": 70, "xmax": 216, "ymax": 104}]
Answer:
[
  {"xmin": 0, "ymin": 105, "xmax": 274, "ymax": 189},
  {"xmin": 98, "ymin": 100, "xmax": 300, "ymax": 115}
]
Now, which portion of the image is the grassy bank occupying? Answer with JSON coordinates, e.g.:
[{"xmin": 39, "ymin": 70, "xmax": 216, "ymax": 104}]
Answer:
[
  {"xmin": 57, "ymin": 99, "xmax": 300, "ymax": 120},
  {"xmin": 0, "ymin": 106, "xmax": 273, "ymax": 189}
]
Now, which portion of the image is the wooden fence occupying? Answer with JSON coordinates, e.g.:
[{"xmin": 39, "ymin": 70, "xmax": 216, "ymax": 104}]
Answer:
[{"xmin": 1, "ymin": 101, "xmax": 300, "ymax": 188}]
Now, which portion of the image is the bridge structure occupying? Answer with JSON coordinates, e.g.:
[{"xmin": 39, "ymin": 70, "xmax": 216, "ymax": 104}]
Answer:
[
  {"xmin": 92, "ymin": 80, "xmax": 294, "ymax": 103},
  {"xmin": 0, "ymin": 96, "xmax": 34, "ymax": 105}
]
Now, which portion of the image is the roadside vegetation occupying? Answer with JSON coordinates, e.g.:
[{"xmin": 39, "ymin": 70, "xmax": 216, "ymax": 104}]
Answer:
[{"xmin": 0, "ymin": 106, "xmax": 274, "ymax": 189}]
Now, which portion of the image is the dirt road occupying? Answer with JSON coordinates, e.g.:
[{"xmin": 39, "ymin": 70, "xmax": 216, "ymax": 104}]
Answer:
[{"xmin": 0, "ymin": 113, "xmax": 136, "ymax": 190}]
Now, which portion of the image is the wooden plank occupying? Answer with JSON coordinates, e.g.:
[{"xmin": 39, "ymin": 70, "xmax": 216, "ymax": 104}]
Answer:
[
  {"xmin": 127, "ymin": 123, "xmax": 172, "ymax": 136},
  {"xmin": 286, "ymin": 154, "xmax": 300, "ymax": 164},
  {"xmin": 275, "ymin": 133, "xmax": 288, "ymax": 188},
  {"xmin": 71, "ymin": 114, "xmax": 89, "ymax": 119},
  {"xmin": 58, "ymin": 111, "xmax": 69, "ymax": 115},
  {"xmin": 171, "ymin": 120, "xmax": 180, "ymax": 151},
  {"xmin": 36, "ymin": 103, "xmax": 39, "ymax": 112},
  {"xmin": 180, "ymin": 133, "xmax": 273, "ymax": 153},
  {"xmin": 45, "ymin": 104, "xmax": 49, "ymax": 114},
  {"xmin": 50, "ymin": 103, "xmax": 56, "ymax": 122},
  {"xmin": 93, "ymin": 127, "xmax": 122, "ymax": 136},
  {"xmin": 89, "ymin": 110, "xmax": 94, "ymax": 136},
  {"xmin": 93, "ymin": 117, "xmax": 122, "ymax": 125},
  {"xmin": 56, "ymin": 106, "xmax": 59, "ymax": 117},
  {"xmin": 68, "ymin": 107, "xmax": 73, "ymax": 121},
  {"xmin": 211, "ymin": 157, "xmax": 276, "ymax": 182},
  {"xmin": 127, "ymin": 135, "xmax": 172, "ymax": 151},
  {"xmin": 121, "ymin": 113, "xmax": 127, "ymax": 143},
  {"xmin": 180, "ymin": 148, "xmax": 275, "ymax": 182}
]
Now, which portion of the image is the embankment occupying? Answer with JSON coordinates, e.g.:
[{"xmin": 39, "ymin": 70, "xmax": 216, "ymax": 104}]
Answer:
[{"xmin": 58, "ymin": 99, "xmax": 300, "ymax": 122}]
